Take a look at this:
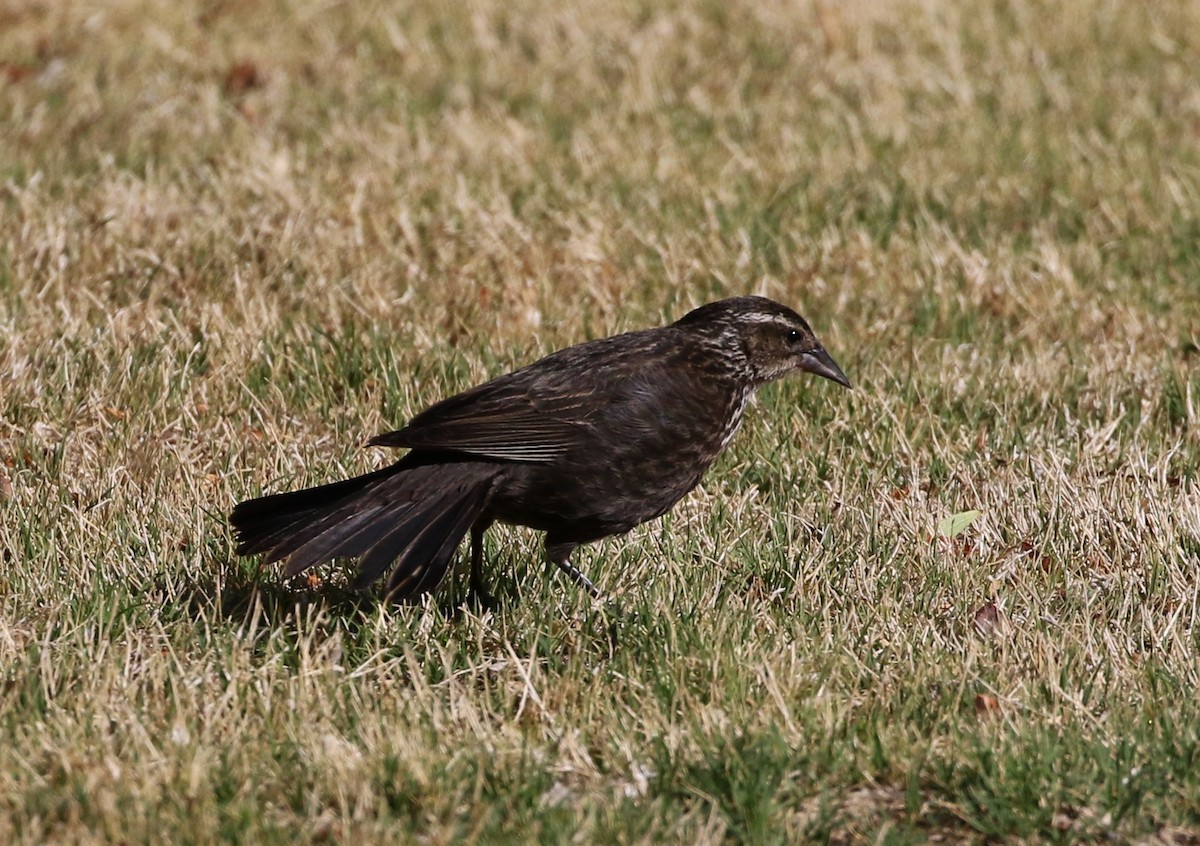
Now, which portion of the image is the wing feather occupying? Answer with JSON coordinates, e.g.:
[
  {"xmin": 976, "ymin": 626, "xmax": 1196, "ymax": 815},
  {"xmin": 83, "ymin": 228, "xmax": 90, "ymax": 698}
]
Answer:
[
  {"xmin": 368, "ymin": 330, "xmax": 681, "ymax": 463},
  {"xmin": 368, "ymin": 369, "xmax": 598, "ymax": 462}
]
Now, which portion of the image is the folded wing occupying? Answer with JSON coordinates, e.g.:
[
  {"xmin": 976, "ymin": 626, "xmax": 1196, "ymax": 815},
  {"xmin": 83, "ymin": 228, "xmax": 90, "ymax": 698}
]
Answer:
[{"xmin": 368, "ymin": 373, "xmax": 597, "ymax": 463}]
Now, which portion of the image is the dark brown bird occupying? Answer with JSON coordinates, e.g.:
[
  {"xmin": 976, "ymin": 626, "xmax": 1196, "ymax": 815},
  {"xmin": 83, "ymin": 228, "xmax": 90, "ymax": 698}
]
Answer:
[{"xmin": 230, "ymin": 296, "xmax": 850, "ymax": 602}]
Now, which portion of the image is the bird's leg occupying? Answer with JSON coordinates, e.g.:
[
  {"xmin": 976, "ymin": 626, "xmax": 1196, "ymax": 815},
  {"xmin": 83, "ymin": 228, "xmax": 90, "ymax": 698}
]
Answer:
[
  {"xmin": 558, "ymin": 559, "xmax": 600, "ymax": 598},
  {"xmin": 467, "ymin": 521, "xmax": 497, "ymax": 610},
  {"xmin": 546, "ymin": 541, "xmax": 601, "ymax": 599},
  {"xmin": 547, "ymin": 539, "xmax": 631, "ymax": 654}
]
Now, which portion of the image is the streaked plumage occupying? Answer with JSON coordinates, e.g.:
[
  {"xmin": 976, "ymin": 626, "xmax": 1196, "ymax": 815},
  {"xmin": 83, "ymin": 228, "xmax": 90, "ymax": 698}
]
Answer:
[{"xmin": 230, "ymin": 296, "xmax": 850, "ymax": 602}]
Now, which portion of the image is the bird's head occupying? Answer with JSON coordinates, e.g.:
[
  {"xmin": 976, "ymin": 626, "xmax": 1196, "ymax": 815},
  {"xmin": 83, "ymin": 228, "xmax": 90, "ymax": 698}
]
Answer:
[{"xmin": 675, "ymin": 296, "xmax": 851, "ymax": 388}]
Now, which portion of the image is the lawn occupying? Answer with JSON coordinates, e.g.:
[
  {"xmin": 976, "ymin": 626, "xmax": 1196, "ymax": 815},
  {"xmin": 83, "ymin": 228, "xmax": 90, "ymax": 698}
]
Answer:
[{"xmin": 1, "ymin": 0, "xmax": 1198, "ymax": 842}]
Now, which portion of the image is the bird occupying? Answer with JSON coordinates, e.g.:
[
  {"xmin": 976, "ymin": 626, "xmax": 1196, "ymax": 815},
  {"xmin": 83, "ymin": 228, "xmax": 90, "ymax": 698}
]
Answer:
[{"xmin": 229, "ymin": 296, "xmax": 850, "ymax": 603}]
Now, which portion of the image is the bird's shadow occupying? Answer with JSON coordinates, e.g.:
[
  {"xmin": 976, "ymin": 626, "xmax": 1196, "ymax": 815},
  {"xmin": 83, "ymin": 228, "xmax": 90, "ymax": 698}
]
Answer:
[
  {"xmin": 164, "ymin": 557, "xmax": 518, "ymax": 637},
  {"xmin": 161, "ymin": 556, "xmax": 628, "ymax": 656}
]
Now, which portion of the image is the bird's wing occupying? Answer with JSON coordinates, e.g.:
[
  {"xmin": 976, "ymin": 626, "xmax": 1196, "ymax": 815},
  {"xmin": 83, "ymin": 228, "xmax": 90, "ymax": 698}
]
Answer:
[{"xmin": 367, "ymin": 372, "xmax": 597, "ymax": 463}]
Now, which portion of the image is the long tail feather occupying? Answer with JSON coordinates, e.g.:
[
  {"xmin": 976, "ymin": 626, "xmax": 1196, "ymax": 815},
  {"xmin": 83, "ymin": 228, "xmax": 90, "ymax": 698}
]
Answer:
[
  {"xmin": 231, "ymin": 464, "xmax": 401, "ymax": 554},
  {"xmin": 229, "ymin": 459, "xmax": 496, "ymax": 598},
  {"xmin": 375, "ymin": 482, "xmax": 490, "ymax": 598},
  {"xmin": 352, "ymin": 496, "xmax": 447, "ymax": 590},
  {"xmin": 281, "ymin": 502, "xmax": 406, "ymax": 577}
]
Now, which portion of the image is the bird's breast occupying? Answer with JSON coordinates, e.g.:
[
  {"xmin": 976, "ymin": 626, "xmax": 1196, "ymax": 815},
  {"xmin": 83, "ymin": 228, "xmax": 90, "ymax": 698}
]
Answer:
[{"xmin": 716, "ymin": 386, "xmax": 751, "ymax": 451}]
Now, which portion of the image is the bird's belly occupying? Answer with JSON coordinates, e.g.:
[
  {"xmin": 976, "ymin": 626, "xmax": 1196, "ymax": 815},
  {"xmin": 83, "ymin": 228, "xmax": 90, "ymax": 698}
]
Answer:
[
  {"xmin": 488, "ymin": 448, "xmax": 714, "ymax": 541},
  {"xmin": 486, "ymin": 381, "xmax": 747, "ymax": 543}
]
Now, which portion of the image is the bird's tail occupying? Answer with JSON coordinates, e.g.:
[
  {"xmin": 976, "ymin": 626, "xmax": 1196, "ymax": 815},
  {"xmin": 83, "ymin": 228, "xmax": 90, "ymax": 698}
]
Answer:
[{"xmin": 230, "ymin": 458, "xmax": 496, "ymax": 599}]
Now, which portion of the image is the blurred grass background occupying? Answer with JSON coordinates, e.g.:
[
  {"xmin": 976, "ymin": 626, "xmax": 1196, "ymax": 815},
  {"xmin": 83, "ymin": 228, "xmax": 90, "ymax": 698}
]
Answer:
[{"xmin": 1, "ymin": 0, "xmax": 1198, "ymax": 842}]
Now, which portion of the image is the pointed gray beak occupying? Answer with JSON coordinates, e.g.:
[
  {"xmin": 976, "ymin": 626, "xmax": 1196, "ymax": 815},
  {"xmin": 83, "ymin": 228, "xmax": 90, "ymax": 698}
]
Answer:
[{"xmin": 800, "ymin": 346, "xmax": 852, "ymax": 389}]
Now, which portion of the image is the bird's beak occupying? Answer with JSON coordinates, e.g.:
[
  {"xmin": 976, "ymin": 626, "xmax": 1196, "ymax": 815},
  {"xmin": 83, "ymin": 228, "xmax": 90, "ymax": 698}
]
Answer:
[{"xmin": 800, "ymin": 346, "xmax": 852, "ymax": 389}]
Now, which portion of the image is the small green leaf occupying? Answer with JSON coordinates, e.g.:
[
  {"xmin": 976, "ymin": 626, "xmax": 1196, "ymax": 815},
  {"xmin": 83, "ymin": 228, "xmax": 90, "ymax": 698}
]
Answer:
[{"xmin": 938, "ymin": 510, "xmax": 982, "ymax": 538}]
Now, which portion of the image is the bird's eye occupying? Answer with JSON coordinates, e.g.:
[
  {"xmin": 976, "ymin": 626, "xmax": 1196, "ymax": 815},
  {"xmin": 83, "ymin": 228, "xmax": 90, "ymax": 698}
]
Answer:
[{"xmin": 786, "ymin": 329, "xmax": 802, "ymax": 344}]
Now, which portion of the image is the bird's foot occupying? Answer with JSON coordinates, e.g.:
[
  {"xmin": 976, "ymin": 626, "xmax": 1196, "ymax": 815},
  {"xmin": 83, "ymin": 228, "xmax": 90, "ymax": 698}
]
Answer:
[{"xmin": 581, "ymin": 598, "xmax": 636, "ymax": 654}]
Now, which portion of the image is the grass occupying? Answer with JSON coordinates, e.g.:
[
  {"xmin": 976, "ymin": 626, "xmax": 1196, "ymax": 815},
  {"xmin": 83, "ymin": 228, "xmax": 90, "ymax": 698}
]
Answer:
[{"xmin": 2, "ymin": 0, "xmax": 1199, "ymax": 842}]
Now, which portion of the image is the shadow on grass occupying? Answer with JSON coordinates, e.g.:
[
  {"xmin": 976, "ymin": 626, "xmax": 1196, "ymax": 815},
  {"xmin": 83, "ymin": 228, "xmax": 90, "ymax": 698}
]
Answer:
[
  {"xmin": 160, "ymin": 554, "xmax": 528, "ymax": 637},
  {"xmin": 149, "ymin": 539, "xmax": 626, "ymax": 658}
]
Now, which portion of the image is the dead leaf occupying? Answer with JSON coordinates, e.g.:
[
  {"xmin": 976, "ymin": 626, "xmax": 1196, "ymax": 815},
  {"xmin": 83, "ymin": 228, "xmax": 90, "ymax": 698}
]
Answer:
[
  {"xmin": 974, "ymin": 693, "xmax": 1000, "ymax": 719},
  {"xmin": 224, "ymin": 59, "xmax": 261, "ymax": 95},
  {"xmin": 953, "ymin": 536, "xmax": 977, "ymax": 557},
  {"xmin": 1, "ymin": 62, "xmax": 35, "ymax": 84},
  {"xmin": 973, "ymin": 600, "xmax": 1004, "ymax": 637}
]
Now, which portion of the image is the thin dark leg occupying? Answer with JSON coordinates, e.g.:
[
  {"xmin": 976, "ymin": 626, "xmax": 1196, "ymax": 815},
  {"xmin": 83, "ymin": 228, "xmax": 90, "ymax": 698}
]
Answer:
[
  {"xmin": 468, "ymin": 521, "xmax": 496, "ymax": 608},
  {"xmin": 556, "ymin": 558, "xmax": 600, "ymax": 598},
  {"xmin": 546, "ymin": 539, "xmax": 626, "ymax": 653},
  {"xmin": 546, "ymin": 540, "xmax": 601, "ymax": 599}
]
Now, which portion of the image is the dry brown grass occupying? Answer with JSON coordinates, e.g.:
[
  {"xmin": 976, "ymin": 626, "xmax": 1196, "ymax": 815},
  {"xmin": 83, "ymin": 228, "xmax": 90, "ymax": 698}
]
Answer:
[{"xmin": 2, "ymin": 0, "xmax": 1199, "ymax": 842}]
